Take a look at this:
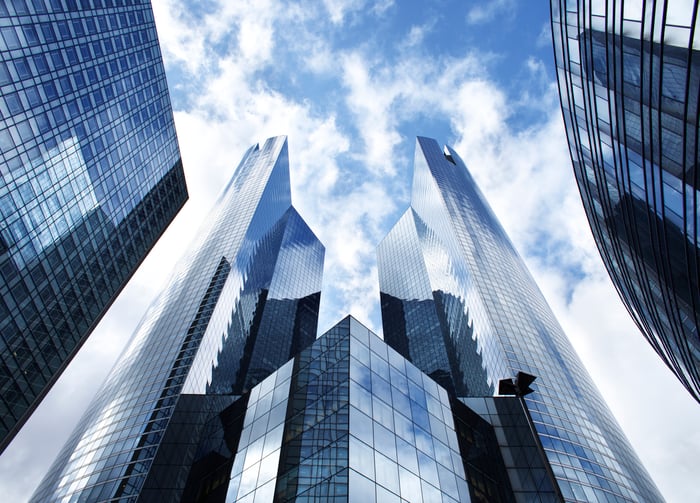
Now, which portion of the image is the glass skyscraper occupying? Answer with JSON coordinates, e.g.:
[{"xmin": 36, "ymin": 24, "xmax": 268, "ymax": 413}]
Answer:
[
  {"xmin": 0, "ymin": 1, "xmax": 187, "ymax": 451},
  {"xmin": 31, "ymin": 136, "xmax": 324, "ymax": 501},
  {"xmin": 377, "ymin": 137, "xmax": 663, "ymax": 502},
  {"xmin": 551, "ymin": 1, "xmax": 700, "ymax": 401}
]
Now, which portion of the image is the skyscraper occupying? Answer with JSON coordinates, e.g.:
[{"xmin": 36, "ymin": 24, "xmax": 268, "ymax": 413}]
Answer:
[
  {"xmin": 0, "ymin": 1, "xmax": 187, "ymax": 451},
  {"xmin": 31, "ymin": 136, "xmax": 324, "ymax": 502},
  {"xmin": 377, "ymin": 137, "xmax": 663, "ymax": 501},
  {"xmin": 550, "ymin": 1, "xmax": 700, "ymax": 400}
]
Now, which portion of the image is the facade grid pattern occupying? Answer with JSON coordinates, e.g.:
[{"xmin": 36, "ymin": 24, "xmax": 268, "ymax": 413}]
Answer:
[
  {"xmin": 210, "ymin": 316, "xmax": 482, "ymax": 503},
  {"xmin": 0, "ymin": 0, "xmax": 186, "ymax": 452},
  {"xmin": 550, "ymin": 0, "xmax": 700, "ymax": 401}
]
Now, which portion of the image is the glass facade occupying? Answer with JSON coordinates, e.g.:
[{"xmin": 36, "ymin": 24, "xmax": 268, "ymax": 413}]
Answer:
[
  {"xmin": 377, "ymin": 137, "xmax": 664, "ymax": 502},
  {"xmin": 31, "ymin": 136, "xmax": 324, "ymax": 502},
  {"xmin": 0, "ymin": 0, "xmax": 187, "ymax": 451},
  {"xmin": 153, "ymin": 315, "xmax": 552, "ymax": 503},
  {"xmin": 551, "ymin": 1, "xmax": 700, "ymax": 401},
  {"xmin": 458, "ymin": 396, "xmax": 559, "ymax": 502}
]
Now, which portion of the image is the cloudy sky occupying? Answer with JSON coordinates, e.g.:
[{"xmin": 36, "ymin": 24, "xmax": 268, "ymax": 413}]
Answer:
[{"xmin": 2, "ymin": 0, "xmax": 700, "ymax": 501}]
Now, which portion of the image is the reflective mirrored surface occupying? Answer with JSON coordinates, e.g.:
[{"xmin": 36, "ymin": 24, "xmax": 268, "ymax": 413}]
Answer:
[
  {"xmin": 0, "ymin": 0, "xmax": 187, "ymax": 452},
  {"xmin": 551, "ymin": 0, "xmax": 700, "ymax": 402},
  {"xmin": 378, "ymin": 137, "xmax": 663, "ymax": 502},
  {"xmin": 31, "ymin": 137, "xmax": 323, "ymax": 502}
]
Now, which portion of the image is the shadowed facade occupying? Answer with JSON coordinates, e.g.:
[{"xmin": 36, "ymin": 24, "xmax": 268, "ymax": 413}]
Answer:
[{"xmin": 0, "ymin": 0, "xmax": 188, "ymax": 452}]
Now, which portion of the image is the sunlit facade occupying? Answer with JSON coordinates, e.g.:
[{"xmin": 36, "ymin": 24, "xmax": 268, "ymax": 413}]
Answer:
[
  {"xmin": 377, "ymin": 137, "xmax": 663, "ymax": 502},
  {"xmin": 31, "ymin": 136, "xmax": 324, "ymax": 502},
  {"xmin": 551, "ymin": 1, "xmax": 700, "ymax": 401},
  {"xmin": 0, "ymin": 0, "xmax": 187, "ymax": 451}
]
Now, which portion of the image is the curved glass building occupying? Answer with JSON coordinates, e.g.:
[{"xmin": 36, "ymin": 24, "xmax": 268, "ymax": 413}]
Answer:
[
  {"xmin": 0, "ymin": 0, "xmax": 187, "ymax": 452},
  {"xmin": 551, "ymin": 1, "xmax": 700, "ymax": 401},
  {"xmin": 31, "ymin": 137, "xmax": 325, "ymax": 502},
  {"xmin": 378, "ymin": 137, "xmax": 663, "ymax": 502}
]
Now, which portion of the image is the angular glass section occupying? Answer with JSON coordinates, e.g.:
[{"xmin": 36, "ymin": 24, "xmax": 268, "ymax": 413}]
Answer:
[
  {"xmin": 551, "ymin": 0, "xmax": 700, "ymax": 402},
  {"xmin": 31, "ymin": 137, "xmax": 323, "ymax": 502},
  {"xmin": 173, "ymin": 316, "xmax": 541, "ymax": 503},
  {"xmin": 378, "ymin": 209, "xmax": 492, "ymax": 397},
  {"xmin": 460, "ymin": 396, "xmax": 559, "ymax": 502},
  {"xmin": 346, "ymin": 320, "xmax": 471, "ymax": 503},
  {"xmin": 377, "ymin": 137, "xmax": 664, "ymax": 502},
  {"xmin": 0, "ymin": 0, "xmax": 187, "ymax": 451}
]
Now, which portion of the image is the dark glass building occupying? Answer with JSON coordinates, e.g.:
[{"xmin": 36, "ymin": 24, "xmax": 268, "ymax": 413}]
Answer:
[
  {"xmin": 377, "ymin": 137, "xmax": 663, "ymax": 502},
  {"xmin": 180, "ymin": 316, "xmax": 560, "ymax": 503},
  {"xmin": 31, "ymin": 136, "xmax": 324, "ymax": 502},
  {"xmin": 0, "ymin": 1, "xmax": 187, "ymax": 451},
  {"xmin": 551, "ymin": 2, "xmax": 700, "ymax": 400}
]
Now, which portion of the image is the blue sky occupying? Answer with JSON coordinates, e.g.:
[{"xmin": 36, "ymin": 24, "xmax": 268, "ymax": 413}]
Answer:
[{"xmin": 2, "ymin": 1, "xmax": 700, "ymax": 501}]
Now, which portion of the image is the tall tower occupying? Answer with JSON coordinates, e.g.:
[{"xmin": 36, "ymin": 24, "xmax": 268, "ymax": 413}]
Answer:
[
  {"xmin": 31, "ymin": 137, "xmax": 324, "ymax": 502},
  {"xmin": 0, "ymin": 0, "xmax": 188, "ymax": 451},
  {"xmin": 551, "ymin": 1, "xmax": 700, "ymax": 401},
  {"xmin": 377, "ymin": 137, "xmax": 663, "ymax": 502}
]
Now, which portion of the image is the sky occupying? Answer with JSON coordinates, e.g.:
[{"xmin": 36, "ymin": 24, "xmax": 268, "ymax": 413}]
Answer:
[{"xmin": 2, "ymin": 0, "xmax": 700, "ymax": 501}]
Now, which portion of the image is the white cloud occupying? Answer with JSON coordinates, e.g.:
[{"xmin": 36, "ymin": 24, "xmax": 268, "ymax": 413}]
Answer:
[
  {"xmin": 466, "ymin": 0, "xmax": 516, "ymax": 25},
  {"xmin": 322, "ymin": 0, "xmax": 394, "ymax": 25},
  {"xmin": 403, "ymin": 20, "xmax": 436, "ymax": 48},
  {"xmin": 302, "ymin": 40, "xmax": 336, "ymax": 75},
  {"xmin": 340, "ymin": 52, "xmax": 403, "ymax": 174},
  {"xmin": 322, "ymin": 0, "xmax": 360, "ymax": 25},
  {"xmin": 151, "ymin": 0, "xmax": 209, "ymax": 73},
  {"xmin": 338, "ymin": 48, "xmax": 490, "ymax": 173},
  {"xmin": 152, "ymin": 0, "xmax": 279, "ymax": 75},
  {"xmin": 536, "ymin": 22, "xmax": 552, "ymax": 48},
  {"xmin": 450, "ymin": 80, "xmax": 507, "ymax": 149},
  {"xmin": 236, "ymin": 12, "xmax": 275, "ymax": 63}
]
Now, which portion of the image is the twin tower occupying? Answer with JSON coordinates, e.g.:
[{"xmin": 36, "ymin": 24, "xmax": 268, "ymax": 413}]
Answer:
[{"xmin": 33, "ymin": 136, "xmax": 663, "ymax": 502}]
